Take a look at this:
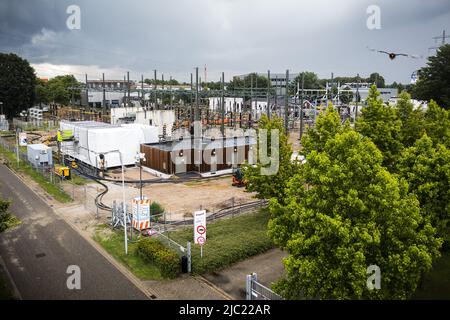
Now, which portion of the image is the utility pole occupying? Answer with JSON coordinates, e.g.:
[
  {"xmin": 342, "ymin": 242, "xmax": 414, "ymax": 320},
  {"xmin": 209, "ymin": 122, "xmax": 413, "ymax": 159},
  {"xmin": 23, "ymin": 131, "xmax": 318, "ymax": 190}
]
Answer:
[
  {"xmin": 190, "ymin": 72, "xmax": 194, "ymax": 123},
  {"xmin": 102, "ymin": 73, "xmax": 106, "ymax": 115},
  {"xmin": 85, "ymin": 74, "xmax": 89, "ymax": 110},
  {"xmin": 123, "ymin": 75, "xmax": 126, "ymax": 108},
  {"xmin": 284, "ymin": 69, "xmax": 289, "ymax": 132},
  {"xmin": 267, "ymin": 70, "xmax": 271, "ymax": 119},
  {"xmin": 221, "ymin": 72, "xmax": 225, "ymax": 135},
  {"xmin": 355, "ymin": 73, "xmax": 360, "ymax": 128},
  {"xmin": 195, "ymin": 67, "xmax": 199, "ymax": 122},
  {"xmin": 141, "ymin": 74, "xmax": 145, "ymax": 106},
  {"xmin": 299, "ymin": 72, "xmax": 304, "ymax": 140},
  {"xmin": 127, "ymin": 71, "xmax": 130, "ymax": 104},
  {"xmin": 154, "ymin": 69, "xmax": 157, "ymax": 108}
]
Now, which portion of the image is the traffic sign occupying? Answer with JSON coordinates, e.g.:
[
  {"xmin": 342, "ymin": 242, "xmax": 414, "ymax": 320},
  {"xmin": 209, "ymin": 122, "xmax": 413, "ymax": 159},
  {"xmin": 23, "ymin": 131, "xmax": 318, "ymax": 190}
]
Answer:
[
  {"xmin": 197, "ymin": 225, "xmax": 206, "ymax": 234},
  {"xmin": 194, "ymin": 210, "xmax": 206, "ymax": 245},
  {"xmin": 197, "ymin": 236, "xmax": 206, "ymax": 245}
]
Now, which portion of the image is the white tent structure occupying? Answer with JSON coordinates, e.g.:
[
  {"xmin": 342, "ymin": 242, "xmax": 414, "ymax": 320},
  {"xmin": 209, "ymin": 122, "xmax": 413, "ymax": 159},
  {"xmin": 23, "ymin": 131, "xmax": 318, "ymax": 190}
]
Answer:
[{"xmin": 60, "ymin": 121, "xmax": 159, "ymax": 169}]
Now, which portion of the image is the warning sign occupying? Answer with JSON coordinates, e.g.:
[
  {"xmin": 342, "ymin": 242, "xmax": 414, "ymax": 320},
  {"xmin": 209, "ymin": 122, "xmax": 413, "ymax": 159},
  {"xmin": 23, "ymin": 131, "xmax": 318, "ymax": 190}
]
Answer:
[{"xmin": 194, "ymin": 210, "xmax": 206, "ymax": 245}]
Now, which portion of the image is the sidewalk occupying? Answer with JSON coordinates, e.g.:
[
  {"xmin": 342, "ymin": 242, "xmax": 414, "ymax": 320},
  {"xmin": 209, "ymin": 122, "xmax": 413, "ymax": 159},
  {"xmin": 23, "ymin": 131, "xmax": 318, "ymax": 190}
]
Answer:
[{"xmin": 204, "ymin": 248, "xmax": 287, "ymax": 299}]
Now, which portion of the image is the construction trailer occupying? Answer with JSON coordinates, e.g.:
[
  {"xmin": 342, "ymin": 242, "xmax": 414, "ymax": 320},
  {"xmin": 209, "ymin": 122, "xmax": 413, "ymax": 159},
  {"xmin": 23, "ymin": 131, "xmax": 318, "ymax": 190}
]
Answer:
[
  {"xmin": 140, "ymin": 136, "xmax": 256, "ymax": 175},
  {"xmin": 59, "ymin": 121, "xmax": 159, "ymax": 169},
  {"xmin": 27, "ymin": 144, "xmax": 53, "ymax": 167}
]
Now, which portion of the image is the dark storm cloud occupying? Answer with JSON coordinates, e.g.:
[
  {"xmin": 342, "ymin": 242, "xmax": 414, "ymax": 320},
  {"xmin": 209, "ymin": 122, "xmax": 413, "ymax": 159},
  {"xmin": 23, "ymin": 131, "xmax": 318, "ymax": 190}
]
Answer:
[
  {"xmin": 0, "ymin": 0, "xmax": 449, "ymax": 83},
  {"xmin": 0, "ymin": 0, "xmax": 69, "ymax": 46}
]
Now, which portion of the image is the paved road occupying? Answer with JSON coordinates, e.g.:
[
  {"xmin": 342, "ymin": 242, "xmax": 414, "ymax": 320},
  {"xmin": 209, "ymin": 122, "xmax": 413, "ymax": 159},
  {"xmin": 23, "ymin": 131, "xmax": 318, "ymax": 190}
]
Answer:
[{"xmin": 0, "ymin": 164, "xmax": 148, "ymax": 300}]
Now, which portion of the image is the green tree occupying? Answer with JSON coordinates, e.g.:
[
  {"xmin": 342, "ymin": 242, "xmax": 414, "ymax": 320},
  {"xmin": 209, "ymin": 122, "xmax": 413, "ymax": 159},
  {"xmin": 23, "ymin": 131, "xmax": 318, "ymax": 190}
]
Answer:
[
  {"xmin": 423, "ymin": 100, "xmax": 450, "ymax": 148},
  {"xmin": 412, "ymin": 44, "xmax": 450, "ymax": 109},
  {"xmin": 368, "ymin": 72, "xmax": 385, "ymax": 88},
  {"xmin": 35, "ymin": 78, "xmax": 50, "ymax": 107},
  {"xmin": 47, "ymin": 75, "xmax": 81, "ymax": 105},
  {"xmin": 395, "ymin": 91, "xmax": 425, "ymax": 147},
  {"xmin": 269, "ymin": 128, "xmax": 441, "ymax": 299},
  {"xmin": 301, "ymin": 104, "xmax": 345, "ymax": 156},
  {"xmin": 356, "ymin": 85, "xmax": 402, "ymax": 168},
  {"xmin": 242, "ymin": 114, "xmax": 298, "ymax": 204},
  {"xmin": 397, "ymin": 134, "xmax": 450, "ymax": 246},
  {"xmin": 0, "ymin": 53, "xmax": 36, "ymax": 118},
  {"xmin": 292, "ymin": 72, "xmax": 323, "ymax": 90},
  {"xmin": 228, "ymin": 73, "xmax": 271, "ymax": 92}
]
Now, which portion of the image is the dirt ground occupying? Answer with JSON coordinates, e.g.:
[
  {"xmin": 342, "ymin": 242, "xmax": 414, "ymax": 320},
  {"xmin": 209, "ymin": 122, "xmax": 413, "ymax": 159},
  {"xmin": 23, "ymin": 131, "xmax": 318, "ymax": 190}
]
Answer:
[
  {"xmin": 106, "ymin": 166, "xmax": 159, "ymax": 181},
  {"xmin": 100, "ymin": 174, "xmax": 257, "ymax": 220}
]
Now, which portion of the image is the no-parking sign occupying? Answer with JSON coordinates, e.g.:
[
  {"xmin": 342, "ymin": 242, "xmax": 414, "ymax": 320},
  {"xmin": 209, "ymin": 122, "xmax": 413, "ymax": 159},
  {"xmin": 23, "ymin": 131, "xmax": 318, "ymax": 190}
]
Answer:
[{"xmin": 194, "ymin": 210, "xmax": 206, "ymax": 245}]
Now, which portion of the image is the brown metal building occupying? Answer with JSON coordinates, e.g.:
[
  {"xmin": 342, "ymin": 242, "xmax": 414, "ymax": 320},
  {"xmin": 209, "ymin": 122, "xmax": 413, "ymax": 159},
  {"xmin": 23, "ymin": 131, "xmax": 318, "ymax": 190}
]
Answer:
[{"xmin": 140, "ymin": 136, "xmax": 256, "ymax": 175}]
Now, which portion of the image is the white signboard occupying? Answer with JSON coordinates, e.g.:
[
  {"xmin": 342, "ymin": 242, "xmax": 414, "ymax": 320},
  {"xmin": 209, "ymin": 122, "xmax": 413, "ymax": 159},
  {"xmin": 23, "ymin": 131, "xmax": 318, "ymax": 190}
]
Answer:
[
  {"xmin": 194, "ymin": 210, "xmax": 206, "ymax": 245},
  {"xmin": 132, "ymin": 197, "xmax": 150, "ymax": 230},
  {"xmin": 19, "ymin": 132, "xmax": 27, "ymax": 146}
]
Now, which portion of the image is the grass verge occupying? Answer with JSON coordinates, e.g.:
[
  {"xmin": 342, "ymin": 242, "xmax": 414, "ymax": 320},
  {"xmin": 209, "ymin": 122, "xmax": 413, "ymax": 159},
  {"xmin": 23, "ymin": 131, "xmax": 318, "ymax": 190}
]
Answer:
[
  {"xmin": 93, "ymin": 224, "xmax": 163, "ymax": 280},
  {"xmin": 0, "ymin": 144, "xmax": 72, "ymax": 203},
  {"xmin": 168, "ymin": 209, "xmax": 274, "ymax": 274}
]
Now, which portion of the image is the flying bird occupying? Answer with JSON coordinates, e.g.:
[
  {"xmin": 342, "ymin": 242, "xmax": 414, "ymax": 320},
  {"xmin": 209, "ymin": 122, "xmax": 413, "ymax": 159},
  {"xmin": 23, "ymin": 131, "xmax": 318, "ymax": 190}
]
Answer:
[{"xmin": 367, "ymin": 46, "xmax": 423, "ymax": 60}]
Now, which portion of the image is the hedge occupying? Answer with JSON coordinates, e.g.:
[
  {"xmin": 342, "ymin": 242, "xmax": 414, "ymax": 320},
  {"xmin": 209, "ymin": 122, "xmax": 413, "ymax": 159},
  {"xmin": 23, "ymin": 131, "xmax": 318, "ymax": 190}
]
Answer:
[{"xmin": 136, "ymin": 238, "xmax": 180, "ymax": 278}]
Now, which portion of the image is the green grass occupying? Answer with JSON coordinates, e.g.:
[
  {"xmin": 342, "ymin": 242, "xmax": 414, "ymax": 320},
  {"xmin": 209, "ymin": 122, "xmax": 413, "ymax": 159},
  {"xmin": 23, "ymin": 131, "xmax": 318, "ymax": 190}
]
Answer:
[
  {"xmin": 413, "ymin": 250, "xmax": 450, "ymax": 299},
  {"xmin": 70, "ymin": 173, "xmax": 89, "ymax": 186},
  {"xmin": 93, "ymin": 225, "xmax": 163, "ymax": 280},
  {"xmin": 168, "ymin": 209, "xmax": 274, "ymax": 274},
  {"xmin": 0, "ymin": 144, "xmax": 72, "ymax": 203}
]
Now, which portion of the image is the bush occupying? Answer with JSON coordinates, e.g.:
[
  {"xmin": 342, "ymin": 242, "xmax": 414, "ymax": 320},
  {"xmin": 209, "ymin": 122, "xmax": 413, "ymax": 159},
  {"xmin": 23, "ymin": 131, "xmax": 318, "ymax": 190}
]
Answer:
[
  {"xmin": 136, "ymin": 238, "xmax": 180, "ymax": 278},
  {"xmin": 151, "ymin": 202, "xmax": 165, "ymax": 223}
]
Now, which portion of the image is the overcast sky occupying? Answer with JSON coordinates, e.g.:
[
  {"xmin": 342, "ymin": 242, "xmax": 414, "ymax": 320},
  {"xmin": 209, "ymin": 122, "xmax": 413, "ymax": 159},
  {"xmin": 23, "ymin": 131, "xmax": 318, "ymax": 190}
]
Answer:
[{"xmin": 1, "ymin": 0, "xmax": 449, "ymax": 84}]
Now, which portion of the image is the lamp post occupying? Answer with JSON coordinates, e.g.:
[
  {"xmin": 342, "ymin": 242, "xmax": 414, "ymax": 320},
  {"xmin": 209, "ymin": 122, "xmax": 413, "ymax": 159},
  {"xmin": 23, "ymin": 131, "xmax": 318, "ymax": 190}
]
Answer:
[{"xmin": 135, "ymin": 152, "xmax": 146, "ymax": 200}]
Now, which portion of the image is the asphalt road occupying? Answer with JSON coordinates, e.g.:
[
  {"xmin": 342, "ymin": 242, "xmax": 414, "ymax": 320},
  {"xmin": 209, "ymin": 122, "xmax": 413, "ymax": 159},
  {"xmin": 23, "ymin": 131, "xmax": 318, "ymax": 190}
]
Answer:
[{"xmin": 0, "ymin": 164, "xmax": 148, "ymax": 300}]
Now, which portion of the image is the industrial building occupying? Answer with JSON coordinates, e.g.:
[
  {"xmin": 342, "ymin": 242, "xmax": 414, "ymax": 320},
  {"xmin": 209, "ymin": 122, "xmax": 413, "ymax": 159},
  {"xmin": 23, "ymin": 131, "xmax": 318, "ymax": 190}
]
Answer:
[
  {"xmin": 140, "ymin": 136, "xmax": 256, "ymax": 175},
  {"xmin": 59, "ymin": 121, "xmax": 159, "ymax": 169}
]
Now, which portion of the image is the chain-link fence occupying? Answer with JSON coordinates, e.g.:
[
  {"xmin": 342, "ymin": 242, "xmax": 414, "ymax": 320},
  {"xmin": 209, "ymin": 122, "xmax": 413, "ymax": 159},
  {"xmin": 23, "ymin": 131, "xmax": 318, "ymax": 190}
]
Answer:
[
  {"xmin": 12, "ymin": 118, "xmax": 59, "ymax": 131},
  {"xmin": 0, "ymin": 135, "xmax": 70, "ymax": 199}
]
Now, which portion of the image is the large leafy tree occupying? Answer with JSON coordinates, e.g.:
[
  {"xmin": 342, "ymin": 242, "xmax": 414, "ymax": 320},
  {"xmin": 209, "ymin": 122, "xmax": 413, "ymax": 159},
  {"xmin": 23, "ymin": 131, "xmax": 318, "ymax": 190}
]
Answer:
[
  {"xmin": 395, "ymin": 91, "xmax": 425, "ymax": 147},
  {"xmin": 356, "ymin": 85, "xmax": 402, "ymax": 168},
  {"xmin": 47, "ymin": 75, "xmax": 81, "ymax": 105},
  {"xmin": 242, "ymin": 114, "xmax": 299, "ymax": 204},
  {"xmin": 292, "ymin": 71, "xmax": 323, "ymax": 90},
  {"xmin": 423, "ymin": 100, "xmax": 450, "ymax": 148},
  {"xmin": 368, "ymin": 72, "xmax": 385, "ymax": 88},
  {"xmin": 269, "ymin": 128, "xmax": 441, "ymax": 299},
  {"xmin": 301, "ymin": 104, "xmax": 345, "ymax": 156},
  {"xmin": 35, "ymin": 78, "xmax": 50, "ymax": 107},
  {"xmin": 397, "ymin": 134, "xmax": 450, "ymax": 246},
  {"xmin": 412, "ymin": 44, "xmax": 450, "ymax": 109},
  {"xmin": 0, "ymin": 53, "xmax": 36, "ymax": 118},
  {"xmin": 228, "ymin": 73, "xmax": 271, "ymax": 92}
]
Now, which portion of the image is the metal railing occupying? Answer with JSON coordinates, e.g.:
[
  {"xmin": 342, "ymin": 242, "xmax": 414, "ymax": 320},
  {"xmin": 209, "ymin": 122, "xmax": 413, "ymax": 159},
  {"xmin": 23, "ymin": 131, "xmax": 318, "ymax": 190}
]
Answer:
[{"xmin": 246, "ymin": 273, "xmax": 283, "ymax": 300}]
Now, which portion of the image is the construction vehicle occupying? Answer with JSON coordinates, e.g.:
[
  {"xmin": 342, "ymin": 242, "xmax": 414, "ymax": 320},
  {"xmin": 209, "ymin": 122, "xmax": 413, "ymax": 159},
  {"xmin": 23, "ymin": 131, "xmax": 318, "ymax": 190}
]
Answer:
[
  {"xmin": 54, "ymin": 164, "xmax": 71, "ymax": 179},
  {"xmin": 232, "ymin": 167, "xmax": 245, "ymax": 187}
]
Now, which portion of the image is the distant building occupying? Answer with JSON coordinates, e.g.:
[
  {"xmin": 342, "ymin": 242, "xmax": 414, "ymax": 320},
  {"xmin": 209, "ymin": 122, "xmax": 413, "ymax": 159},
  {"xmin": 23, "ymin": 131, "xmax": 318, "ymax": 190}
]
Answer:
[{"xmin": 235, "ymin": 72, "xmax": 299, "ymax": 95}]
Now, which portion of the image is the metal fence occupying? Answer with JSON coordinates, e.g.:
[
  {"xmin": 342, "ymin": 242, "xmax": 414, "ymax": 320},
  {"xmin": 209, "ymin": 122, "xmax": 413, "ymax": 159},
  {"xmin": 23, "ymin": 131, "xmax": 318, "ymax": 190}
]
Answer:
[
  {"xmin": 12, "ymin": 118, "xmax": 58, "ymax": 131},
  {"xmin": 0, "ymin": 135, "xmax": 69, "ymax": 199},
  {"xmin": 246, "ymin": 273, "xmax": 283, "ymax": 300}
]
